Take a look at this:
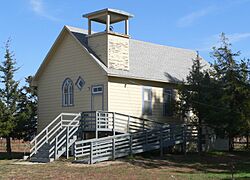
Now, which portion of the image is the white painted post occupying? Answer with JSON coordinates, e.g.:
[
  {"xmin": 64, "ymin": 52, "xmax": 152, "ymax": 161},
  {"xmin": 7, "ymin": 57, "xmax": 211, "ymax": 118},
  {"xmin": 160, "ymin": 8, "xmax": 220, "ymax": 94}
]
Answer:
[
  {"xmin": 46, "ymin": 128, "xmax": 48, "ymax": 143},
  {"xmin": 90, "ymin": 142, "xmax": 93, "ymax": 164},
  {"xmin": 35, "ymin": 139, "xmax": 37, "ymax": 154},
  {"xmin": 55, "ymin": 136, "xmax": 58, "ymax": 159},
  {"xmin": 160, "ymin": 128, "xmax": 163, "ymax": 157},
  {"xmin": 127, "ymin": 116, "xmax": 130, "ymax": 132},
  {"xmin": 66, "ymin": 126, "xmax": 69, "ymax": 159},
  {"xmin": 96, "ymin": 111, "xmax": 98, "ymax": 139},
  {"xmin": 74, "ymin": 143, "xmax": 77, "ymax": 160},
  {"xmin": 113, "ymin": 112, "xmax": 116, "ymax": 136},
  {"xmin": 125, "ymin": 19, "xmax": 129, "ymax": 35},
  {"xmin": 129, "ymin": 135, "xmax": 133, "ymax": 156},
  {"xmin": 112, "ymin": 138, "xmax": 116, "ymax": 160},
  {"xmin": 61, "ymin": 115, "xmax": 63, "ymax": 128},
  {"xmin": 106, "ymin": 14, "xmax": 110, "ymax": 33},
  {"xmin": 88, "ymin": 19, "xmax": 91, "ymax": 35}
]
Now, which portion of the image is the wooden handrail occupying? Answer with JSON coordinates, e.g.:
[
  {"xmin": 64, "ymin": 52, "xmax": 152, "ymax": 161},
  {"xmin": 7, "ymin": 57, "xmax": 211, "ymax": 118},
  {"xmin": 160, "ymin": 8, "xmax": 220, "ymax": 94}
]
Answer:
[
  {"xmin": 75, "ymin": 133, "xmax": 130, "ymax": 145},
  {"xmin": 30, "ymin": 113, "xmax": 81, "ymax": 158}
]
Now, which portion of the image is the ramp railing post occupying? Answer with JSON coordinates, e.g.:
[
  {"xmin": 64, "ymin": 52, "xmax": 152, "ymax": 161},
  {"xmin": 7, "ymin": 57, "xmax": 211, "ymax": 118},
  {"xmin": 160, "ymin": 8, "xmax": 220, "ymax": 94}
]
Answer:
[
  {"xmin": 35, "ymin": 139, "xmax": 37, "ymax": 154},
  {"xmin": 55, "ymin": 136, "xmax": 58, "ymax": 159},
  {"xmin": 46, "ymin": 128, "xmax": 48, "ymax": 143},
  {"xmin": 66, "ymin": 126, "xmax": 69, "ymax": 159},
  {"xmin": 129, "ymin": 134, "xmax": 133, "ymax": 156},
  {"xmin": 112, "ymin": 137, "xmax": 116, "ymax": 160},
  {"xmin": 113, "ymin": 112, "xmax": 116, "ymax": 136},
  {"xmin": 74, "ymin": 142, "xmax": 77, "ymax": 160},
  {"xmin": 183, "ymin": 124, "xmax": 187, "ymax": 155},
  {"xmin": 127, "ymin": 116, "xmax": 130, "ymax": 133},
  {"xmin": 90, "ymin": 142, "xmax": 93, "ymax": 164},
  {"xmin": 95, "ymin": 111, "xmax": 98, "ymax": 139},
  {"xmin": 160, "ymin": 128, "xmax": 163, "ymax": 157}
]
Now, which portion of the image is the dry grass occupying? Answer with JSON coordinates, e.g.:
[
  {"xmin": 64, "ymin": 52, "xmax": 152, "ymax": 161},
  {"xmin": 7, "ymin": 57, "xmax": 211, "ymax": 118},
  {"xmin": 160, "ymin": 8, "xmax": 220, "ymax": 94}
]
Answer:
[{"xmin": 0, "ymin": 151, "xmax": 249, "ymax": 180}]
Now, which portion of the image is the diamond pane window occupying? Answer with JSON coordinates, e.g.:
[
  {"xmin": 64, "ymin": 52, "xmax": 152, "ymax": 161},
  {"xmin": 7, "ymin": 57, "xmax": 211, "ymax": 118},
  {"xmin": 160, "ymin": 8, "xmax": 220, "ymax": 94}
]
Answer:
[{"xmin": 76, "ymin": 76, "xmax": 85, "ymax": 90}]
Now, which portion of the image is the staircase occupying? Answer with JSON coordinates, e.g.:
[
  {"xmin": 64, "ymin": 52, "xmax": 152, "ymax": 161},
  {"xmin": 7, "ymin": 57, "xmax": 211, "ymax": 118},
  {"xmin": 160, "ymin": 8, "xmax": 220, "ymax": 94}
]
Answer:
[
  {"xmin": 30, "ymin": 113, "xmax": 81, "ymax": 162},
  {"xmin": 29, "ymin": 111, "xmax": 186, "ymax": 164}
]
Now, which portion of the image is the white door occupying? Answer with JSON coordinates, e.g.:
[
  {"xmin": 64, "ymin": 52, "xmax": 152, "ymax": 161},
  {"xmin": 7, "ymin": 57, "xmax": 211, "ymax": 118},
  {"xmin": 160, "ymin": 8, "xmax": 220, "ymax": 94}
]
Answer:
[{"xmin": 91, "ymin": 85, "xmax": 104, "ymax": 111}]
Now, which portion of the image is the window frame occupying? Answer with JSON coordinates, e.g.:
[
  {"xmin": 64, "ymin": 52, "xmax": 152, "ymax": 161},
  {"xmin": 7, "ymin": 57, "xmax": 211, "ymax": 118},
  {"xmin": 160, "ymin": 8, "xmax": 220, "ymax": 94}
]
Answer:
[
  {"xmin": 75, "ymin": 76, "xmax": 85, "ymax": 90},
  {"xmin": 92, "ymin": 85, "xmax": 103, "ymax": 95},
  {"xmin": 163, "ymin": 88, "xmax": 173, "ymax": 116},
  {"xmin": 142, "ymin": 86, "xmax": 152, "ymax": 115},
  {"xmin": 62, "ymin": 78, "xmax": 74, "ymax": 107}
]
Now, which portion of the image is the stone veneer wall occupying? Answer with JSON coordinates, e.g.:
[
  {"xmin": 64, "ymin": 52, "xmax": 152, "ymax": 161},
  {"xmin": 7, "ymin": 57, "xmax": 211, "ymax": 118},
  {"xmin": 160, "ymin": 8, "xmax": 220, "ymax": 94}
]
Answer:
[{"xmin": 108, "ymin": 34, "xmax": 129, "ymax": 71}]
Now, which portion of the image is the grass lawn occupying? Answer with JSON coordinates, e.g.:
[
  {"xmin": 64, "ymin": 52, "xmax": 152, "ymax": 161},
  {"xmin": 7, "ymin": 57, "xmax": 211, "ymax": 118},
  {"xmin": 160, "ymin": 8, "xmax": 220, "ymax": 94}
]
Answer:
[{"xmin": 0, "ymin": 151, "xmax": 249, "ymax": 180}]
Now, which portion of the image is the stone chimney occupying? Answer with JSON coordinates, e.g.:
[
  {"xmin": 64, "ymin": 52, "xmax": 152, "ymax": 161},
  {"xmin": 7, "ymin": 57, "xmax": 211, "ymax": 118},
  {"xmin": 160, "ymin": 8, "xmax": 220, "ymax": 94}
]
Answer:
[{"xmin": 83, "ymin": 8, "xmax": 133, "ymax": 71}]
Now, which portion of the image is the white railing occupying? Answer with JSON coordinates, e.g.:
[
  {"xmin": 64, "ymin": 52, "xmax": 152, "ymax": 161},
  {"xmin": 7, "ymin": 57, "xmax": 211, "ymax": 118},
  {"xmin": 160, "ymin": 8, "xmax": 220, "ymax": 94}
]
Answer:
[
  {"xmin": 81, "ymin": 111, "xmax": 165, "ymax": 134},
  {"xmin": 30, "ymin": 113, "xmax": 81, "ymax": 158},
  {"xmin": 49, "ymin": 114, "xmax": 80, "ymax": 159},
  {"xmin": 74, "ymin": 124, "xmax": 186, "ymax": 164},
  {"xmin": 30, "ymin": 110, "xmax": 188, "ymax": 163}
]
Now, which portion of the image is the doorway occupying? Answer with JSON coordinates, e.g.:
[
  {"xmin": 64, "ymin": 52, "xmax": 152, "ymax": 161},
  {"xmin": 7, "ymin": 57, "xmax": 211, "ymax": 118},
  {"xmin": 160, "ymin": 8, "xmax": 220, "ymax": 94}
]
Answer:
[{"xmin": 91, "ymin": 85, "xmax": 104, "ymax": 111}]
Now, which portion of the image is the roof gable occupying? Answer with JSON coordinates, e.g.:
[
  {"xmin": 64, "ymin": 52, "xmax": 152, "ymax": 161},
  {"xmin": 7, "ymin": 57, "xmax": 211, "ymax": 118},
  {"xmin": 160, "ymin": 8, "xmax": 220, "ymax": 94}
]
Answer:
[
  {"xmin": 33, "ymin": 25, "xmax": 210, "ymax": 86},
  {"xmin": 32, "ymin": 26, "xmax": 108, "ymax": 86}
]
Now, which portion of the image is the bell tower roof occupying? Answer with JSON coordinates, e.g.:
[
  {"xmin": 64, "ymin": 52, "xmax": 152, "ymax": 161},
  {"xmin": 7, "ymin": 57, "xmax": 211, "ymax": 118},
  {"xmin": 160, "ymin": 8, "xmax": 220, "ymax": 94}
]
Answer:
[
  {"xmin": 83, "ymin": 8, "xmax": 134, "ymax": 24},
  {"xmin": 83, "ymin": 8, "xmax": 133, "ymax": 36}
]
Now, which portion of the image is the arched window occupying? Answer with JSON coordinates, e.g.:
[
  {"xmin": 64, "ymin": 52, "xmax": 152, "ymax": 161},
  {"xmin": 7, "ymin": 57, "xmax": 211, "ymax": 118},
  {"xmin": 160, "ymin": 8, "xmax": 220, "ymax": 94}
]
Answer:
[{"xmin": 62, "ymin": 78, "xmax": 74, "ymax": 106}]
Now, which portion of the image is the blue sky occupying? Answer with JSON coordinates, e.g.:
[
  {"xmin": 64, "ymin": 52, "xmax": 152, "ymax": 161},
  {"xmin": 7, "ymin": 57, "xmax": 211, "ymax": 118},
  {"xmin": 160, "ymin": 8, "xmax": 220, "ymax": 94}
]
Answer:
[{"xmin": 0, "ymin": 0, "xmax": 250, "ymax": 85}]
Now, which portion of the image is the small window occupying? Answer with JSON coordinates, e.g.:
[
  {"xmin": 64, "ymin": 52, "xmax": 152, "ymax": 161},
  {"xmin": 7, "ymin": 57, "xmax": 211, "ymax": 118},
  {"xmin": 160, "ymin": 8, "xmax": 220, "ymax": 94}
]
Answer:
[
  {"xmin": 62, "ymin": 78, "xmax": 74, "ymax": 107},
  {"xmin": 163, "ymin": 88, "xmax": 173, "ymax": 116},
  {"xmin": 92, "ymin": 86, "xmax": 103, "ymax": 94},
  {"xmin": 76, "ymin": 76, "xmax": 85, "ymax": 90},
  {"xmin": 142, "ymin": 87, "xmax": 152, "ymax": 115}
]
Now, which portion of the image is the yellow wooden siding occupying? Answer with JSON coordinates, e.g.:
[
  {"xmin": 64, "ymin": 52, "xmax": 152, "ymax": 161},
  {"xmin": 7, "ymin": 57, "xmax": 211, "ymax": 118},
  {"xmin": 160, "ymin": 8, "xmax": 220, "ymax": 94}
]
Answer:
[
  {"xmin": 37, "ymin": 32, "xmax": 107, "ymax": 131},
  {"xmin": 88, "ymin": 33, "xmax": 108, "ymax": 66},
  {"xmin": 108, "ymin": 77, "xmax": 180, "ymax": 123}
]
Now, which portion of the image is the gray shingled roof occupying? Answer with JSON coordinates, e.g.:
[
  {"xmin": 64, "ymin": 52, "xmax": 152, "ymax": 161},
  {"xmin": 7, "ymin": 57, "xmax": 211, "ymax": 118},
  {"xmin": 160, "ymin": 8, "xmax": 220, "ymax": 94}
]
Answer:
[{"xmin": 67, "ymin": 26, "xmax": 209, "ymax": 83}]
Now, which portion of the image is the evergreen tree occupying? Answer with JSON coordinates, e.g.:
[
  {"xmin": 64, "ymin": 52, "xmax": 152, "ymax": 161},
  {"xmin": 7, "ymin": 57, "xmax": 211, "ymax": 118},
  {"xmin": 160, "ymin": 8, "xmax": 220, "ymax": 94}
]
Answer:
[
  {"xmin": 176, "ymin": 52, "xmax": 210, "ymax": 153},
  {"xmin": 0, "ymin": 39, "xmax": 20, "ymax": 158},
  {"xmin": 14, "ymin": 76, "xmax": 37, "ymax": 141},
  {"xmin": 209, "ymin": 33, "xmax": 250, "ymax": 151}
]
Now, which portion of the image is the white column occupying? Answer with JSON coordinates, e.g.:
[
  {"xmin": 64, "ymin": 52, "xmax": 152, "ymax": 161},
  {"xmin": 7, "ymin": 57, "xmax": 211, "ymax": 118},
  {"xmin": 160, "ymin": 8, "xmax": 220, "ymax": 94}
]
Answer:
[
  {"xmin": 88, "ymin": 19, "xmax": 91, "ymax": 35},
  {"xmin": 106, "ymin": 14, "xmax": 110, "ymax": 33},
  {"xmin": 125, "ymin": 19, "xmax": 129, "ymax": 35}
]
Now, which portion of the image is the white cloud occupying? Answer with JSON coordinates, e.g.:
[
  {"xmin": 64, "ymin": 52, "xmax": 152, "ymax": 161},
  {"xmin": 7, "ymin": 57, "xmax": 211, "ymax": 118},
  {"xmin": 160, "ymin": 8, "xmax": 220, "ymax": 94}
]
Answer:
[
  {"xmin": 177, "ymin": 0, "xmax": 250, "ymax": 28},
  {"xmin": 29, "ymin": 0, "xmax": 60, "ymax": 21},
  {"xmin": 30, "ymin": 0, "xmax": 43, "ymax": 14},
  {"xmin": 177, "ymin": 6, "xmax": 215, "ymax": 27},
  {"xmin": 198, "ymin": 33, "xmax": 250, "ymax": 52},
  {"xmin": 228, "ymin": 33, "xmax": 250, "ymax": 43}
]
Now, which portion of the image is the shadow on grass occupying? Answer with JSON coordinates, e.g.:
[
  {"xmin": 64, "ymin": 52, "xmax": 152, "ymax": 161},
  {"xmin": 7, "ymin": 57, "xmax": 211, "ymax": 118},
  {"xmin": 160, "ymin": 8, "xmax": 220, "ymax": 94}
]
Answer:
[
  {"xmin": 0, "ymin": 152, "xmax": 24, "ymax": 160},
  {"xmin": 123, "ymin": 150, "xmax": 250, "ymax": 177}
]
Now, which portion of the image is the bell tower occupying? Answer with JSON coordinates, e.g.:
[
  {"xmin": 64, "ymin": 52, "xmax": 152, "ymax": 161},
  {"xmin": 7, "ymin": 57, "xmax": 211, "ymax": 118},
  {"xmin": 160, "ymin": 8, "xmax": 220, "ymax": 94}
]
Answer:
[{"xmin": 83, "ymin": 8, "xmax": 133, "ymax": 71}]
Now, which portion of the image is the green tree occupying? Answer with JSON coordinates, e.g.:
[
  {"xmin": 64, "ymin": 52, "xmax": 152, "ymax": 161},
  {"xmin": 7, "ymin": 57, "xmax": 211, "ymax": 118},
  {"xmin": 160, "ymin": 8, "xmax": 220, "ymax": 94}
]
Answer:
[
  {"xmin": 0, "ymin": 39, "xmax": 20, "ymax": 158},
  {"xmin": 208, "ymin": 33, "xmax": 250, "ymax": 151},
  {"xmin": 176, "ymin": 52, "xmax": 210, "ymax": 153},
  {"xmin": 14, "ymin": 76, "xmax": 37, "ymax": 141}
]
